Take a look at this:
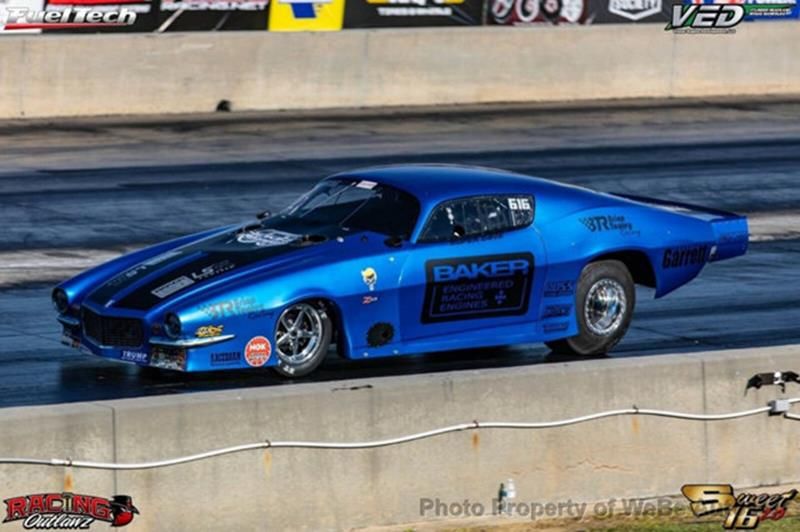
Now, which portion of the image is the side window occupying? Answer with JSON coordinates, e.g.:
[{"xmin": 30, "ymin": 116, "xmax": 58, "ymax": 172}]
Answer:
[
  {"xmin": 505, "ymin": 195, "xmax": 534, "ymax": 227},
  {"xmin": 419, "ymin": 195, "xmax": 534, "ymax": 243}
]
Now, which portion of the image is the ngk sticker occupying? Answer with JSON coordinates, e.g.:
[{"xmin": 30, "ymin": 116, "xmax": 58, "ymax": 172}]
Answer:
[{"xmin": 244, "ymin": 336, "xmax": 271, "ymax": 367}]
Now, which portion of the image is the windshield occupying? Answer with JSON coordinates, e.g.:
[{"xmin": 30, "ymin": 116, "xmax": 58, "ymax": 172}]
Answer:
[{"xmin": 280, "ymin": 178, "xmax": 420, "ymax": 238}]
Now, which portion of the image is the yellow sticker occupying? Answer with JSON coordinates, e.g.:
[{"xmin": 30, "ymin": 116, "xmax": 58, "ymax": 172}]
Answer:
[
  {"xmin": 268, "ymin": 0, "xmax": 345, "ymax": 31},
  {"xmin": 196, "ymin": 325, "xmax": 224, "ymax": 338}
]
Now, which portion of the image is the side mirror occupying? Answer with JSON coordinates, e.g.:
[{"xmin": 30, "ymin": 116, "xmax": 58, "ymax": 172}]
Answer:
[
  {"xmin": 236, "ymin": 222, "xmax": 261, "ymax": 234},
  {"xmin": 256, "ymin": 210, "xmax": 271, "ymax": 220}
]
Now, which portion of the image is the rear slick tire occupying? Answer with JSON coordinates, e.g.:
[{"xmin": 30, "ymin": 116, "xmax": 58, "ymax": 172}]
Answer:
[{"xmin": 545, "ymin": 260, "xmax": 635, "ymax": 356}]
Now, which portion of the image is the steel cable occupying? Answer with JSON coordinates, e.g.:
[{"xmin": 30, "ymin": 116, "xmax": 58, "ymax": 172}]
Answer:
[{"xmin": 0, "ymin": 400, "xmax": 796, "ymax": 470}]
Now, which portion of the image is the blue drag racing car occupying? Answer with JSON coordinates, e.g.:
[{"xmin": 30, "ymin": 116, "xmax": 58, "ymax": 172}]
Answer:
[{"xmin": 53, "ymin": 165, "xmax": 749, "ymax": 377}]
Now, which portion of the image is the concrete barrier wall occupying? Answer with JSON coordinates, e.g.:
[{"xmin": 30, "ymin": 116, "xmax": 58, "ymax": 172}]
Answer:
[
  {"xmin": 1, "ymin": 345, "xmax": 800, "ymax": 530},
  {"xmin": 0, "ymin": 23, "xmax": 799, "ymax": 118}
]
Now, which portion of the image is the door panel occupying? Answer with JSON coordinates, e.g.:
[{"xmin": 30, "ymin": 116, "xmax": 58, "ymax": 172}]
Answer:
[
  {"xmin": 421, "ymin": 252, "xmax": 534, "ymax": 324},
  {"xmin": 399, "ymin": 227, "xmax": 546, "ymax": 341}
]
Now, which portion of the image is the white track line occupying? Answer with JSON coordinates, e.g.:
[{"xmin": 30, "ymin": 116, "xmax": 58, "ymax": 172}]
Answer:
[
  {"xmin": 0, "ymin": 247, "xmax": 138, "ymax": 287},
  {"xmin": 746, "ymin": 212, "xmax": 800, "ymax": 242}
]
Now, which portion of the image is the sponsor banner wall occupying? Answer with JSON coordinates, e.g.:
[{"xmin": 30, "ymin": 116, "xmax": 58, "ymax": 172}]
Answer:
[
  {"xmin": 487, "ymin": 0, "xmax": 588, "ymax": 25},
  {"xmin": 268, "ymin": 0, "xmax": 345, "ymax": 30},
  {"xmin": 42, "ymin": 0, "xmax": 159, "ymax": 32},
  {"xmin": 486, "ymin": 0, "xmax": 668, "ymax": 25},
  {"xmin": 0, "ymin": 0, "xmax": 797, "ymax": 33},
  {"xmin": 343, "ymin": 0, "xmax": 483, "ymax": 27},
  {"xmin": 0, "ymin": 0, "xmax": 43, "ymax": 32},
  {"xmin": 157, "ymin": 0, "xmax": 268, "ymax": 31},
  {"xmin": 685, "ymin": 0, "xmax": 799, "ymax": 20},
  {"xmin": 588, "ymin": 0, "xmax": 668, "ymax": 22},
  {"xmin": 40, "ymin": 0, "xmax": 267, "ymax": 32}
]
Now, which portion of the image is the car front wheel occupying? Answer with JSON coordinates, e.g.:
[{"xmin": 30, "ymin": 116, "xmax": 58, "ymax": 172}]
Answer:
[
  {"xmin": 545, "ymin": 260, "xmax": 635, "ymax": 356},
  {"xmin": 272, "ymin": 301, "xmax": 332, "ymax": 378}
]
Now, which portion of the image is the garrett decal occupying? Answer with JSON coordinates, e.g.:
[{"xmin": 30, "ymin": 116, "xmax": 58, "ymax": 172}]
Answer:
[
  {"xmin": 662, "ymin": 245, "xmax": 708, "ymax": 269},
  {"xmin": 3, "ymin": 492, "xmax": 138, "ymax": 529},
  {"xmin": 244, "ymin": 336, "xmax": 271, "ymax": 367},
  {"xmin": 422, "ymin": 253, "xmax": 534, "ymax": 323}
]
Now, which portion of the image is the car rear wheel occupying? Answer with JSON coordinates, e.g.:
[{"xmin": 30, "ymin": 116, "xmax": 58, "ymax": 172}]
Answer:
[
  {"xmin": 272, "ymin": 301, "xmax": 332, "ymax": 378},
  {"xmin": 545, "ymin": 260, "xmax": 635, "ymax": 356}
]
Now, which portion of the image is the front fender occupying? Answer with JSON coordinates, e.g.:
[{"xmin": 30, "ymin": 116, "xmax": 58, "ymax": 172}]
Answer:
[{"xmin": 171, "ymin": 252, "xmax": 405, "ymax": 368}]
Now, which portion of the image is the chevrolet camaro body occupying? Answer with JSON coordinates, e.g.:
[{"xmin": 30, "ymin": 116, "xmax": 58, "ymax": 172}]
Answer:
[{"xmin": 53, "ymin": 165, "xmax": 748, "ymax": 374}]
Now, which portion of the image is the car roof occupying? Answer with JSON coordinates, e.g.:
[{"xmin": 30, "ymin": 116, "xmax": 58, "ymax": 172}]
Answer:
[{"xmin": 329, "ymin": 164, "xmax": 572, "ymax": 204}]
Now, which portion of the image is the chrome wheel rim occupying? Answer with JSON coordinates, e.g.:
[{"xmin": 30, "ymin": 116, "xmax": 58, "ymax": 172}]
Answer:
[
  {"xmin": 275, "ymin": 303, "xmax": 323, "ymax": 365},
  {"xmin": 584, "ymin": 279, "xmax": 627, "ymax": 336}
]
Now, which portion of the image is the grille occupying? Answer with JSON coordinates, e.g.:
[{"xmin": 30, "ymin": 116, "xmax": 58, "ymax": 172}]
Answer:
[{"xmin": 82, "ymin": 308, "xmax": 144, "ymax": 347}]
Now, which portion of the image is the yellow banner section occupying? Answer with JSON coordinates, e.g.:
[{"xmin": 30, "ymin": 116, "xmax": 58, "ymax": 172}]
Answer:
[{"xmin": 268, "ymin": 0, "xmax": 345, "ymax": 31}]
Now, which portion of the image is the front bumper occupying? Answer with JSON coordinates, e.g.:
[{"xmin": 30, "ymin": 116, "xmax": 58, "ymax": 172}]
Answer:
[{"xmin": 59, "ymin": 319, "xmax": 238, "ymax": 372}]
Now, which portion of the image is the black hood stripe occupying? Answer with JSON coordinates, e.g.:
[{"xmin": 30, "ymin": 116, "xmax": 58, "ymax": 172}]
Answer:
[
  {"xmin": 89, "ymin": 224, "xmax": 347, "ymax": 312},
  {"xmin": 87, "ymin": 248, "xmax": 201, "ymax": 306}
]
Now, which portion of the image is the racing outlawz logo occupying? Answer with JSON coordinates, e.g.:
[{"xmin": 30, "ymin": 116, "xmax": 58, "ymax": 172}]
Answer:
[{"xmin": 3, "ymin": 492, "xmax": 138, "ymax": 529}]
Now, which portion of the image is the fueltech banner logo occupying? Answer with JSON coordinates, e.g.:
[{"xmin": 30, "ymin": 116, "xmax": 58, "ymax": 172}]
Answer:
[
  {"xmin": 0, "ymin": 6, "xmax": 136, "ymax": 29},
  {"xmin": 3, "ymin": 492, "xmax": 138, "ymax": 529}
]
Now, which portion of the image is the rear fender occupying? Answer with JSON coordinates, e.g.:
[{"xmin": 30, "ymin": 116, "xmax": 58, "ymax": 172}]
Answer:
[
  {"xmin": 539, "ymin": 203, "xmax": 717, "ymax": 300},
  {"xmin": 612, "ymin": 193, "xmax": 749, "ymax": 262}
]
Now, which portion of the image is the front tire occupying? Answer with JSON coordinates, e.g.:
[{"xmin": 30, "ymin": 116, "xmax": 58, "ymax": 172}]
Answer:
[
  {"xmin": 272, "ymin": 301, "xmax": 332, "ymax": 378},
  {"xmin": 545, "ymin": 260, "xmax": 635, "ymax": 356}
]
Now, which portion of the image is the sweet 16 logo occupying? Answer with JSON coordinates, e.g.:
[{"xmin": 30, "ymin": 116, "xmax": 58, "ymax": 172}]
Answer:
[{"xmin": 682, "ymin": 484, "xmax": 797, "ymax": 529}]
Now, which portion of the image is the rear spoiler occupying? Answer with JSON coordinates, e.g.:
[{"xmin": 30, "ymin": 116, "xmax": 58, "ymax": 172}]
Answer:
[{"xmin": 611, "ymin": 193, "xmax": 749, "ymax": 262}]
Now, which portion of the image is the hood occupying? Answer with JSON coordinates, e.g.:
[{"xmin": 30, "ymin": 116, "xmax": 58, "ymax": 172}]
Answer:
[{"xmin": 86, "ymin": 219, "xmax": 370, "ymax": 312}]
